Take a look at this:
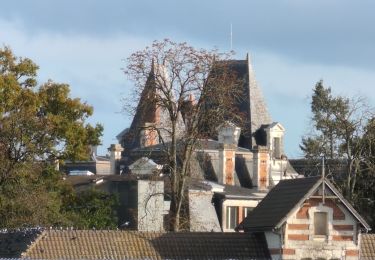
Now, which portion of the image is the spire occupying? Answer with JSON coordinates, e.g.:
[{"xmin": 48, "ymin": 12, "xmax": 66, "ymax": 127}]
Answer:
[
  {"xmin": 247, "ymin": 53, "xmax": 272, "ymax": 147},
  {"xmin": 150, "ymin": 58, "xmax": 155, "ymax": 75}
]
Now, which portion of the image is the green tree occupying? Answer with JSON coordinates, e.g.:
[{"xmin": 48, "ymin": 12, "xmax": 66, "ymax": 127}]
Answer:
[
  {"xmin": 0, "ymin": 46, "xmax": 105, "ymax": 228},
  {"xmin": 62, "ymin": 189, "xmax": 119, "ymax": 229},
  {"xmin": 301, "ymin": 80, "xmax": 375, "ymax": 227}
]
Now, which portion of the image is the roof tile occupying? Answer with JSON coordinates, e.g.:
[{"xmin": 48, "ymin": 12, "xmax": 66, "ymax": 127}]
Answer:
[{"xmin": 22, "ymin": 230, "xmax": 270, "ymax": 259}]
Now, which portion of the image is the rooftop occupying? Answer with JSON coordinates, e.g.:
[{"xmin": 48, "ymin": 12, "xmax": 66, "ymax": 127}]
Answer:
[{"xmin": 20, "ymin": 230, "xmax": 270, "ymax": 260}]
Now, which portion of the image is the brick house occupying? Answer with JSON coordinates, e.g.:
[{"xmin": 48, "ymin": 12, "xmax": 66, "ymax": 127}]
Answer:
[{"xmin": 237, "ymin": 176, "xmax": 371, "ymax": 260}]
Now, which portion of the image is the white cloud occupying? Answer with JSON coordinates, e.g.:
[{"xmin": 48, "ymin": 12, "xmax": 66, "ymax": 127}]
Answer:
[{"xmin": 0, "ymin": 17, "xmax": 373, "ymax": 158}]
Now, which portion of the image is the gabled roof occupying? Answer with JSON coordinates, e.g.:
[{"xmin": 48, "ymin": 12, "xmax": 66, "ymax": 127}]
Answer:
[
  {"xmin": 237, "ymin": 176, "xmax": 371, "ymax": 232},
  {"xmin": 23, "ymin": 230, "xmax": 271, "ymax": 260},
  {"xmin": 361, "ymin": 234, "xmax": 375, "ymax": 260}
]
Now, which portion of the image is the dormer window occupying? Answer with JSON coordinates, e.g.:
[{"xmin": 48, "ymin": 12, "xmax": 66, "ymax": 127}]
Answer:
[
  {"xmin": 272, "ymin": 137, "xmax": 281, "ymax": 159},
  {"xmin": 226, "ymin": 206, "xmax": 238, "ymax": 230},
  {"xmin": 314, "ymin": 212, "xmax": 328, "ymax": 236}
]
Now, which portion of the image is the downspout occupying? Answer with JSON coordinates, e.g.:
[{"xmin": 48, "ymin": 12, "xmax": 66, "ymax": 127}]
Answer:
[{"xmin": 272, "ymin": 227, "xmax": 283, "ymax": 260}]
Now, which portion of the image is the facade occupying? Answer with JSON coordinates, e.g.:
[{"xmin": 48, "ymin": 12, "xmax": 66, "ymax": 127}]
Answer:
[
  {"xmin": 110, "ymin": 55, "xmax": 300, "ymax": 232},
  {"xmin": 238, "ymin": 177, "xmax": 371, "ymax": 260},
  {"xmin": 64, "ymin": 55, "xmax": 300, "ymax": 233}
]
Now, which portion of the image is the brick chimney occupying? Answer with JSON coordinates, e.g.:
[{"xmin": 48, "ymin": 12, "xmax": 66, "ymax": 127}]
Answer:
[
  {"xmin": 253, "ymin": 146, "xmax": 270, "ymax": 190},
  {"xmin": 217, "ymin": 122, "xmax": 241, "ymax": 185}
]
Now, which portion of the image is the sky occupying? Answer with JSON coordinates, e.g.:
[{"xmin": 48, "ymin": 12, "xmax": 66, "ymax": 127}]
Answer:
[{"xmin": 0, "ymin": 0, "xmax": 374, "ymax": 158}]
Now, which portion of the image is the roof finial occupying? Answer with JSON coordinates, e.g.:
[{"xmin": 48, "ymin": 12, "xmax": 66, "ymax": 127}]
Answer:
[{"xmin": 230, "ymin": 23, "xmax": 233, "ymax": 51}]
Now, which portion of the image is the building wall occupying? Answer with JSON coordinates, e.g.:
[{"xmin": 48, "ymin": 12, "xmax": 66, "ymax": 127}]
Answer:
[
  {"xmin": 272, "ymin": 197, "xmax": 360, "ymax": 260},
  {"xmin": 188, "ymin": 190, "xmax": 221, "ymax": 232},
  {"xmin": 96, "ymin": 161, "xmax": 110, "ymax": 175},
  {"xmin": 137, "ymin": 180, "xmax": 164, "ymax": 232}
]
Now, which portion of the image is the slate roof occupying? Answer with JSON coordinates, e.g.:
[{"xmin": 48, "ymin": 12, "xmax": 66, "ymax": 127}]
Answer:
[
  {"xmin": 238, "ymin": 176, "xmax": 371, "ymax": 232},
  {"xmin": 0, "ymin": 229, "xmax": 42, "ymax": 258},
  {"xmin": 121, "ymin": 56, "xmax": 272, "ymax": 151},
  {"xmin": 216, "ymin": 58, "xmax": 272, "ymax": 149},
  {"xmin": 218, "ymin": 184, "xmax": 267, "ymax": 200},
  {"xmin": 237, "ymin": 176, "xmax": 322, "ymax": 231},
  {"xmin": 361, "ymin": 234, "xmax": 375, "ymax": 260},
  {"xmin": 23, "ymin": 230, "xmax": 271, "ymax": 260}
]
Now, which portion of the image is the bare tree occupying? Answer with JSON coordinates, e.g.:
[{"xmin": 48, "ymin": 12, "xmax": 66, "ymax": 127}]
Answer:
[{"xmin": 123, "ymin": 39, "xmax": 241, "ymax": 231}]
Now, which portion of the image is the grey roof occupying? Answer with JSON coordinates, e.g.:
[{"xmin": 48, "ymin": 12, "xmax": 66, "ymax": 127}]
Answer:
[
  {"xmin": 23, "ymin": 230, "xmax": 271, "ymax": 260},
  {"xmin": 238, "ymin": 177, "xmax": 320, "ymax": 231},
  {"xmin": 216, "ymin": 57, "xmax": 272, "ymax": 149},
  {"xmin": 122, "ymin": 56, "xmax": 272, "ymax": 151},
  {"xmin": 238, "ymin": 176, "xmax": 371, "ymax": 232},
  {"xmin": 0, "ymin": 229, "xmax": 42, "ymax": 258},
  {"xmin": 218, "ymin": 184, "xmax": 267, "ymax": 200}
]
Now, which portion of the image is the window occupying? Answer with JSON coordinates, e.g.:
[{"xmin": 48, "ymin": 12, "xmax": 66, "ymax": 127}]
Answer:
[
  {"xmin": 226, "ymin": 206, "xmax": 238, "ymax": 230},
  {"xmin": 272, "ymin": 137, "xmax": 281, "ymax": 158},
  {"xmin": 314, "ymin": 212, "xmax": 328, "ymax": 236},
  {"xmin": 243, "ymin": 207, "xmax": 253, "ymax": 218}
]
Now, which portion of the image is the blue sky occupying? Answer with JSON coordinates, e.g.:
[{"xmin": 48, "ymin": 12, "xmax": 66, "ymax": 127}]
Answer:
[{"xmin": 1, "ymin": 0, "xmax": 374, "ymax": 157}]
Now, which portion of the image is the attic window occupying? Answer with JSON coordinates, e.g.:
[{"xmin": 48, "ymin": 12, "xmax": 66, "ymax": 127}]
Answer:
[
  {"xmin": 243, "ymin": 207, "xmax": 253, "ymax": 218},
  {"xmin": 272, "ymin": 137, "xmax": 281, "ymax": 159},
  {"xmin": 226, "ymin": 206, "xmax": 238, "ymax": 230},
  {"xmin": 314, "ymin": 212, "xmax": 328, "ymax": 236}
]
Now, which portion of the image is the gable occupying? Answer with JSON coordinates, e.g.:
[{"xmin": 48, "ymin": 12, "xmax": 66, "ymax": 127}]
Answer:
[
  {"xmin": 266, "ymin": 122, "xmax": 285, "ymax": 132},
  {"xmin": 238, "ymin": 176, "xmax": 370, "ymax": 232}
]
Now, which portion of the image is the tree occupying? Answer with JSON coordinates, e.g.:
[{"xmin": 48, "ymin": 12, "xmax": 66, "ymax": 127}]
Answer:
[
  {"xmin": 62, "ymin": 188, "xmax": 119, "ymax": 229},
  {"xmin": 0, "ymin": 46, "xmax": 104, "ymax": 227},
  {"xmin": 124, "ymin": 39, "xmax": 241, "ymax": 231},
  {"xmin": 301, "ymin": 81, "xmax": 375, "ymax": 226}
]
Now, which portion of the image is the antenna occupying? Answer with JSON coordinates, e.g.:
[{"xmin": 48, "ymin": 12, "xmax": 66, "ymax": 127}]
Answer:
[
  {"xmin": 230, "ymin": 23, "xmax": 233, "ymax": 51},
  {"xmin": 322, "ymin": 155, "xmax": 325, "ymax": 204}
]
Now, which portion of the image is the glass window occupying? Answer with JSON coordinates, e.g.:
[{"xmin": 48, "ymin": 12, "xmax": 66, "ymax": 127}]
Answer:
[
  {"xmin": 243, "ymin": 207, "xmax": 253, "ymax": 218},
  {"xmin": 273, "ymin": 137, "xmax": 281, "ymax": 158},
  {"xmin": 226, "ymin": 206, "xmax": 238, "ymax": 229},
  {"xmin": 314, "ymin": 212, "xmax": 328, "ymax": 236}
]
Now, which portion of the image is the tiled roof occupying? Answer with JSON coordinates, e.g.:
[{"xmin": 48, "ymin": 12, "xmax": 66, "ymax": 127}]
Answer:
[
  {"xmin": 0, "ymin": 229, "xmax": 42, "ymax": 258},
  {"xmin": 238, "ymin": 177, "xmax": 321, "ymax": 231},
  {"xmin": 361, "ymin": 234, "xmax": 375, "ymax": 260},
  {"xmin": 24, "ymin": 230, "xmax": 271, "ymax": 260}
]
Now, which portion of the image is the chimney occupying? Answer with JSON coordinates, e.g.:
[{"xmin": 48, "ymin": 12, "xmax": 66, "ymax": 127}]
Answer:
[
  {"xmin": 108, "ymin": 144, "xmax": 124, "ymax": 174},
  {"xmin": 140, "ymin": 123, "xmax": 158, "ymax": 147},
  {"xmin": 253, "ymin": 146, "xmax": 270, "ymax": 190},
  {"xmin": 217, "ymin": 122, "xmax": 241, "ymax": 185}
]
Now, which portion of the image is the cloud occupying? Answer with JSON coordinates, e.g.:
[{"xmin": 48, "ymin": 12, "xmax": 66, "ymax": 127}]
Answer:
[
  {"xmin": 2, "ymin": 0, "xmax": 375, "ymax": 69},
  {"xmin": 0, "ymin": 18, "xmax": 153, "ymax": 154},
  {"xmin": 0, "ymin": 2, "xmax": 374, "ymax": 158}
]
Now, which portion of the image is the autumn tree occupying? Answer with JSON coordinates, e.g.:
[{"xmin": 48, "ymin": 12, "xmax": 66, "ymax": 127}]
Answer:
[
  {"xmin": 124, "ymin": 39, "xmax": 241, "ymax": 231},
  {"xmin": 0, "ymin": 46, "xmax": 105, "ymax": 227},
  {"xmin": 301, "ymin": 81, "xmax": 375, "ymax": 226}
]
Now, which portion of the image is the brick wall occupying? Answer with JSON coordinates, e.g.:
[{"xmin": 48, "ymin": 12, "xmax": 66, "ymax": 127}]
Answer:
[{"xmin": 278, "ymin": 197, "xmax": 360, "ymax": 260}]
